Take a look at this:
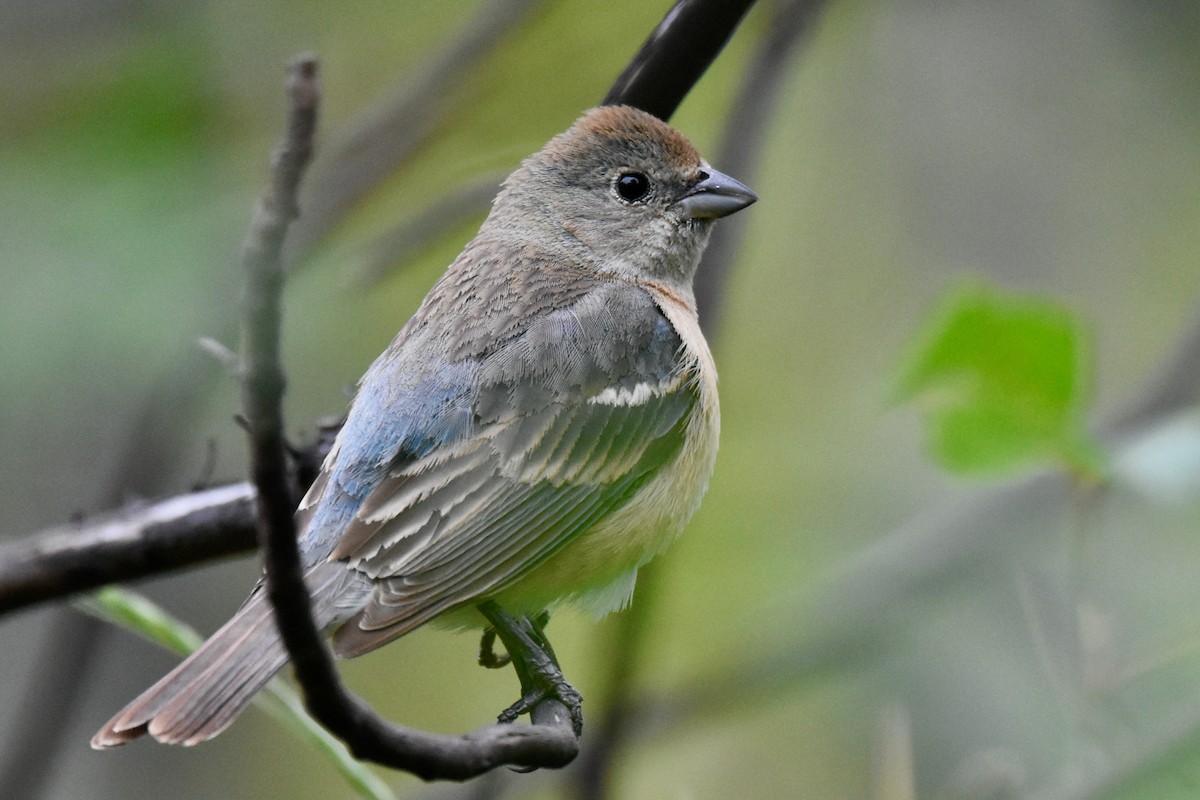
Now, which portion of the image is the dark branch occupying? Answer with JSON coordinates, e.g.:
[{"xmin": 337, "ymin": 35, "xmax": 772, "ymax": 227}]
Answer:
[
  {"xmin": 0, "ymin": 417, "xmax": 337, "ymax": 616},
  {"xmin": 239, "ymin": 47, "xmax": 329, "ymax": 765},
  {"xmin": 603, "ymin": 0, "xmax": 758, "ymax": 119},
  {"xmin": 0, "ymin": 484, "xmax": 258, "ymax": 614}
]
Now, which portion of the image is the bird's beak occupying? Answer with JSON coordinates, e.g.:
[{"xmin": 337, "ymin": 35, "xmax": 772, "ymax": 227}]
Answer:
[{"xmin": 676, "ymin": 168, "xmax": 758, "ymax": 220}]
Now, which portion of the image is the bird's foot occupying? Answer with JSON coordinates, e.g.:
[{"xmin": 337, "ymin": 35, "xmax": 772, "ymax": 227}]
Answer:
[
  {"xmin": 495, "ymin": 670, "xmax": 584, "ymax": 735},
  {"xmin": 477, "ymin": 604, "xmax": 583, "ymax": 737}
]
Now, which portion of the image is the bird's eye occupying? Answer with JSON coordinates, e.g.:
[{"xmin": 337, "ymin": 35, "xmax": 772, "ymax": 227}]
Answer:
[{"xmin": 615, "ymin": 171, "xmax": 651, "ymax": 202}]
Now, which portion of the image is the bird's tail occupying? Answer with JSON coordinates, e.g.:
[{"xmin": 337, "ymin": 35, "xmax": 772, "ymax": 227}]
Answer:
[{"xmin": 92, "ymin": 564, "xmax": 367, "ymax": 748}]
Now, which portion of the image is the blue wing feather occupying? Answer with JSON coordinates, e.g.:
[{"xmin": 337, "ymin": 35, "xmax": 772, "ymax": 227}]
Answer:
[{"xmin": 300, "ymin": 357, "xmax": 476, "ymax": 559}]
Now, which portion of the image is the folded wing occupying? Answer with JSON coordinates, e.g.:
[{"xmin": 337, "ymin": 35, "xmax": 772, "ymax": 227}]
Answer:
[{"xmin": 324, "ymin": 282, "xmax": 694, "ymax": 656}]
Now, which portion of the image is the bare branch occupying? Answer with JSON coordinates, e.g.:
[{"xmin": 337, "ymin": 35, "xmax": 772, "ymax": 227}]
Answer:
[
  {"xmin": 0, "ymin": 4, "xmax": 1195, "ymax": 789},
  {"xmin": 0, "ymin": 483, "xmax": 257, "ymax": 614}
]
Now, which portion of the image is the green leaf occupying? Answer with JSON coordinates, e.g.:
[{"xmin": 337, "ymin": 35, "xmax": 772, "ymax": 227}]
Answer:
[
  {"xmin": 77, "ymin": 587, "xmax": 396, "ymax": 800},
  {"xmin": 894, "ymin": 284, "xmax": 1103, "ymax": 477}
]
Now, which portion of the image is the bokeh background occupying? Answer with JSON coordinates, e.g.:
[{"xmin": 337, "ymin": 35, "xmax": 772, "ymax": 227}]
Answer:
[{"xmin": 2, "ymin": 0, "xmax": 1199, "ymax": 798}]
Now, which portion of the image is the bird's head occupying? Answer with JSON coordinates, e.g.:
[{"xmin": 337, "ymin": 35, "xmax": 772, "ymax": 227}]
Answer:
[{"xmin": 490, "ymin": 105, "xmax": 756, "ymax": 288}]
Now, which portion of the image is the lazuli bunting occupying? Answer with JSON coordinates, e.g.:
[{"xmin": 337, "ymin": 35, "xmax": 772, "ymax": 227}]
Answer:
[{"xmin": 93, "ymin": 105, "xmax": 756, "ymax": 747}]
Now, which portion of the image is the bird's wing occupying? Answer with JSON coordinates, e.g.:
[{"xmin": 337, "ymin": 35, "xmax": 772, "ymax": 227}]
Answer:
[{"xmin": 324, "ymin": 282, "xmax": 696, "ymax": 655}]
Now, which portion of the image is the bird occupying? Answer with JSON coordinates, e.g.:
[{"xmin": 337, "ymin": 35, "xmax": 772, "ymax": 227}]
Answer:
[{"xmin": 92, "ymin": 104, "xmax": 756, "ymax": 748}]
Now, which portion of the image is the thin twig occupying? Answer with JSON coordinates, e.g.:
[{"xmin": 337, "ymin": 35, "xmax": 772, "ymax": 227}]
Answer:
[{"xmin": 4, "ymin": 2, "xmax": 1196, "ymax": 789}]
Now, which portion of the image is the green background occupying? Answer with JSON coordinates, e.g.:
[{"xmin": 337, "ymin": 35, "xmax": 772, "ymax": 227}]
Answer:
[{"xmin": 1, "ymin": 0, "xmax": 1198, "ymax": 797}]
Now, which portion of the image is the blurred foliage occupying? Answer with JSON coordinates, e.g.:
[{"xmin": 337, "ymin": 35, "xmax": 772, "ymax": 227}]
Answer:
[
  {"xmin": 894, "ymin": 284, "xmax": 1101, "ymax": 478},
  {"xmin": 1, "ymin": 0, "xmax": 1199, "ymax": 799}
]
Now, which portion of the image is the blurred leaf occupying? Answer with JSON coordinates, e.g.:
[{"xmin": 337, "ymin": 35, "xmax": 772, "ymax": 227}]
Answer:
[
  {"xmin": 76, "ymin": 588, "xmax": 396, "ymax": 800},
  {"xmin": 894, "ymin": 284, "xmax": 1103, "ymax": 478}
]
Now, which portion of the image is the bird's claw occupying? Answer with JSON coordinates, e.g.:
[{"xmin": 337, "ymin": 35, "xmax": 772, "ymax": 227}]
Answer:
[
  {"xmin": 477, "ymin": 602, "xmax": 584, "ymax": 738},
  {"xmin": 496, "ymin": 669, "xmax": 584, "ymax": 737}
]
